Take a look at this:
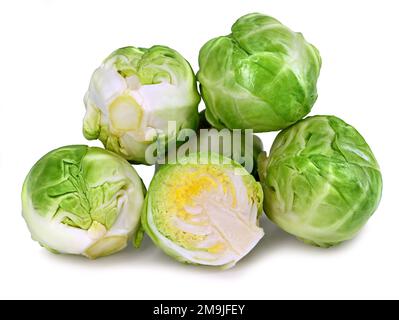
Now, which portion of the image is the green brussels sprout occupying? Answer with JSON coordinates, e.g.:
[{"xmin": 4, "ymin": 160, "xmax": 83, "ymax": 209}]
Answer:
[
  {"xmin": 160, "ymin": 128, "xmax": 263, "ymax": 178},
  {"xmin": 198, "ymin": 13, "xmax": 322, "ymax": 132},
  {"xmin": 83, "ymin": 45, "xmax": 200, "ymax": 164},
  {"xmin": 258, "ymin": 116, "xmax": 382, "ymax": 247},
  {"xmin": 22, "ymin": 145, "xmax": 146, "ymax": 259},
  {"xmin": 142, "ymin": 153, "xmax": 264, "ymax": 269}
]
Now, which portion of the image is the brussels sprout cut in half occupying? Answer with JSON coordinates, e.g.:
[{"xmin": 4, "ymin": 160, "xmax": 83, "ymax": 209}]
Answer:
[
  {"xmin": 142, "ymin": 153, "xmax": 264, "ymax": 269},
  {"xmin": 22, "ymin": 145, "xmax": 146, "ymax": 259},
  {"xmin": 83, "ymin": 45, "xmax": 200, "ymax": 164},
  {"xmin": 198, "ymin": 13, "xmax": 321, "ymax": 132},
  {"xmin": 258, "ymin": 116, "xmax": 382, "ymax": 247}
]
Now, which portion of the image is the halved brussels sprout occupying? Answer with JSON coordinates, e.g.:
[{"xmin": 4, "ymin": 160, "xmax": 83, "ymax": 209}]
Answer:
[
  {"xmin": 142, "ymin": 153, "xmax": 264, "ymax": 268},
  {"xmin": 22, "ymin": 145, "xmax": 146, "ymax": 258},
  {"xmin": 258, "ymin": 116, "xmax": 382, "ymax": 247},
  {"xmin": 83, "ymin": 45, "xmax": 200, "ymax": 164},
  {"xmin": 198, "ymin": 13, "xmax": 322, "ymax": 132}
]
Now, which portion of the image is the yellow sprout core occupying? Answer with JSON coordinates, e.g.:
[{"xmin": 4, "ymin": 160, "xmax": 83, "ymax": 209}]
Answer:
[
  {"xmin": 109, "ymin": 95, "xmax": 143, "ymax": 133},
  {"xmin": 152, "ymin": 164, "xmax": 245, "ymax": 254}
]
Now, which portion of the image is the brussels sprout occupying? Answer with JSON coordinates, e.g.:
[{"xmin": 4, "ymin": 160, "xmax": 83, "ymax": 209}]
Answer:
[
  {"xmin": 22, "ymin": 145, "xmax": 146, "ymax": 258},
  {"xmin": 160, "ymin": 128, "xmax": 263, "ymax": 178},
  {"xmin": 198, "ymin": 13, "xmax": 321, "ymax": 132},
  {"xmin": 258, "ymin": 116, "xmax": 382, "ymax": 247},
  {"xmin": 142, "ymin": 153, "xmax": 264, "ymax": 268},
  {"xmin": 83, "ymin": 45, "xmax": 200, "ymax": 164}
]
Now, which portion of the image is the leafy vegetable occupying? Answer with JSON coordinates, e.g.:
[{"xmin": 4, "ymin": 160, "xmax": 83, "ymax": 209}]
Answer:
[
  {"xmin": 258, "ymin": 116, "xmax": 382, "ymax": 247},
  {"xmin": 198, "ymin": 13, "xmax": 321, "ymax": 132},
  {"xmin": 22, "ymin": 145, "xmax": 146, "ymax": 258},
  {"xmin": 142, "ymin": 153, "xmax": 264, "ymax": 268},
  {"xmin": 83, "ymin": 45, "xmax": 200, "ymax": 164}
]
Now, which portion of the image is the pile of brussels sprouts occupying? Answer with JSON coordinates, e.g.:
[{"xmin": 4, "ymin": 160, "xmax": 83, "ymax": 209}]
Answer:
[{"xmin": 22, "ymin": 13, "xmax": 382, "ymax": 269}]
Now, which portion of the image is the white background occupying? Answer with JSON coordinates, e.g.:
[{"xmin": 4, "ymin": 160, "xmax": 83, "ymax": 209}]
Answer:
[{"xmin": 0, "ymin": 0, "xmax": 398, "ymax": 300}]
